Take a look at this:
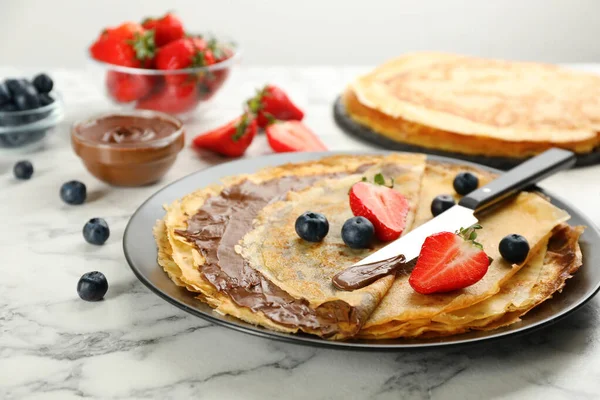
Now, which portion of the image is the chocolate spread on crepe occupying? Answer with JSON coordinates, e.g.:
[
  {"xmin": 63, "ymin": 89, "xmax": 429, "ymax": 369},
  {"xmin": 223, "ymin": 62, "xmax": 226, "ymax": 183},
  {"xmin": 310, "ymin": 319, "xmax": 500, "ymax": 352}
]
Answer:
[
  {"xmin": 332, "ymin": 254, "xmax": 414, "ymax": 291},
  {"xmin": 176, "ymin": 176, "xmax": 363, "ymax": 337}
]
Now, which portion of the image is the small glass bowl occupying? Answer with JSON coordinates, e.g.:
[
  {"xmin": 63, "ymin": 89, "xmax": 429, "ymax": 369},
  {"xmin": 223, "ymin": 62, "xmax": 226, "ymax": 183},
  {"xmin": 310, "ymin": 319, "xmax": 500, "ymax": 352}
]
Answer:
[
  {"xmin": 89, "ymin": 40, "xmax": 240, "ymax": 117},
  {"xmin": 0, "ymin": 93, "xmax": 64, "ymax": 149},
  {"xmin": 71, "ymin": 110, "xmax": 185, "ymax": 187}
]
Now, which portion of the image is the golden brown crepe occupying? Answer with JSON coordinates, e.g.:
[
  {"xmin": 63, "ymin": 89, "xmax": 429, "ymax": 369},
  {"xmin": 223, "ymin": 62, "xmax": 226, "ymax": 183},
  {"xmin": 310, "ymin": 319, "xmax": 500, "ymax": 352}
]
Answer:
[
  {"xmin": 359, "ymin": 163, "xmax": 572, "ymax": 339},
  {"xmin": 155, "ymin": 154, "xmax": 582, "ymax": 341},
  {"xmin": 344, "ymin": 52, "xmax": 600, "ymax": 158},
  {"xmin": 155, "ymin": 154, "xmax": 427, "ymax": 339}
]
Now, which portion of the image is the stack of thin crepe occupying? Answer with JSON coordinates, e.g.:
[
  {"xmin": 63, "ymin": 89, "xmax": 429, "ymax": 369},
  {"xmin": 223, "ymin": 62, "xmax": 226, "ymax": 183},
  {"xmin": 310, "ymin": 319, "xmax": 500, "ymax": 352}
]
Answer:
[{"xmin": 154, "ymin": 154, "xmax": 583, "ymax": 340}]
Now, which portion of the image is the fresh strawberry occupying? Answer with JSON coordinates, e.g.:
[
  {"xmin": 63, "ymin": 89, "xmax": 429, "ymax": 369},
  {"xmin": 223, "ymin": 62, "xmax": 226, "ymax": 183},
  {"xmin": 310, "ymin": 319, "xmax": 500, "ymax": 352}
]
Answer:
[
  {"xmin": 156, "ymin": 37, "xmax": 212, "ymax": 70},
  {"xmin": 409, "ymin": 225, "xmax": 490, "ymax": 295},
  {"xmin": 349, "ymin": 180, "xmax": 409, "ymax": 241},
  {"xmin": 135, "ymin": 81, "xmax": 199, "ymax": 114},
  {"xmin": 98, "ymin": 22, "xmax": 145, "ymax": 42},
  {"xmin": 106, "ymin": 71, "xmax": 154, "ymax": 103},
  {"xmin": 246, "ymin": 85, "xmax": 304, "ymax": 127},
  {"xmin": 90, "ymin": 26, "xmax": 155, "ymax": 68},
  {"xmin": 155, "ymin": 37, "xmax": 214, "ymax": 86},
  {"xmin": 142, "ymin": 13, "xmax": 185, "ymax": 47},
  {"xmin": 265, "ymin": 121, "xmax": 326, "ymax": 153},
  {"xmin": 192, "ymin": 114, "xmax": 257, "ymax": 157}
]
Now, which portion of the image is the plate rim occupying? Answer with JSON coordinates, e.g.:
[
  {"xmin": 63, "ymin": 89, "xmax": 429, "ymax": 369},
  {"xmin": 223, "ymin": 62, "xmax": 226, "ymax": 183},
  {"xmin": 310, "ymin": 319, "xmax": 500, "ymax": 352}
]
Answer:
[{"xmin": 123, "ymin": 150, "xmax": 600, "ymax": 350}]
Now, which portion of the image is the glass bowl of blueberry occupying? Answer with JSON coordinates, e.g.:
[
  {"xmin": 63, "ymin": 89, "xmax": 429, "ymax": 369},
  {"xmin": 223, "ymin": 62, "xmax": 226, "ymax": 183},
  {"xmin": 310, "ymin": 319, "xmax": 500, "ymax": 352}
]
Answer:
[{"xmin": 0, "ymin": 73, "xmax": 64, "ymax": 149}]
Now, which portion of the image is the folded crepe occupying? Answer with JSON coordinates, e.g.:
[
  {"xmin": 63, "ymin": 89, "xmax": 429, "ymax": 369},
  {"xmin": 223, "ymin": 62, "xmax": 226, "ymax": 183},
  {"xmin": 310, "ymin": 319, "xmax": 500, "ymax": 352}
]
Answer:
[
  {"xmin": 155, "ymin": 154, "xmax": 427, "ymax": 339},
  {"xmin": 359, "ymin": 164, "xmax": 574, "ymax": 339}
]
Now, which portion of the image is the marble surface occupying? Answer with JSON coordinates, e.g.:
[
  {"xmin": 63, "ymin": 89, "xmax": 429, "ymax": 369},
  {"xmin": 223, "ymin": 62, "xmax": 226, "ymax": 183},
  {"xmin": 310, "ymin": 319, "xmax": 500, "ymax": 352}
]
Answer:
[{"xmin": 2, "ymin": 66, "xmax": 600, "ymax": 400}]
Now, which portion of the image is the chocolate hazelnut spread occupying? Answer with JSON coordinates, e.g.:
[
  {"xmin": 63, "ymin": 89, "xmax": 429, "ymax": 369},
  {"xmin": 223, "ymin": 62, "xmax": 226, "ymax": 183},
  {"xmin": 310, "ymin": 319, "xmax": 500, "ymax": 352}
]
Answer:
[
  {"xmin": 72, "ymin": 112, "xmax": 184, "ymax": 187},
  {"xmin": 332, "ymin": 254, "xmax": 414, "ymax": 291},
  {"xmin": 176, "ymin": 172, "xmax": 370, "ymax": 337}
]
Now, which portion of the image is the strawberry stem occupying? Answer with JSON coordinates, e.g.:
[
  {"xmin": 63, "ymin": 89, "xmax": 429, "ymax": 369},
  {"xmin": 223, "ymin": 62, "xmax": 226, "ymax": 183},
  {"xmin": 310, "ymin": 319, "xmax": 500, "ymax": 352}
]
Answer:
[
  {"xmin": 232, "ymin": 113, "xmax": 253, "ymax": 141},
  {"xmin": 129, "ymin": 31, "xmax": 156, "ymax": 63},
  {"xmin": 457, "ymin": 224, "xmax": 484, "ymax": 250}
]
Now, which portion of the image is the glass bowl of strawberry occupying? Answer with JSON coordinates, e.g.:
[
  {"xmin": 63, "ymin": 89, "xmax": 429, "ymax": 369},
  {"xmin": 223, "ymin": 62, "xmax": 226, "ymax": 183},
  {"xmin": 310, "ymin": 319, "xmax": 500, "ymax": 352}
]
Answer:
[{"xmin": 88, "ymin": 14, "xmax": 239, "ymax": 116}]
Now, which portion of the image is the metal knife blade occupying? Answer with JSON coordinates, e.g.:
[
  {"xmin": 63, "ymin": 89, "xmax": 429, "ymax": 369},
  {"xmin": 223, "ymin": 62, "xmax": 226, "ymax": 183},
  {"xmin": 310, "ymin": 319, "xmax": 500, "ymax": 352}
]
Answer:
[{"xmin": 354, "ymin": 205, "xmax": 478, "ymax": 266}]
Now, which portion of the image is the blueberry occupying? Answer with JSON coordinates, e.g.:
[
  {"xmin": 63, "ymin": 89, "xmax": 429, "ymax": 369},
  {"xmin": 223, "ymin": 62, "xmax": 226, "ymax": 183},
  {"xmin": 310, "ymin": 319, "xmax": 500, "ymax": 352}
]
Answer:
[
  {"xmin": 341, "ymin": 216, "xmax": 375, "ymax": 249},
  {"xmin": 60, "ymin": 180, "xmax": 87, "ymax": 205},
  {"xmin": 32, "ymin": 73, "xmax": 53, "ymax": 94},
  {"xmin": 499, "ymin": 234, "xmax": 530, "ymax": 264},
  {"xmin": 38, "ymin": 93, "xmax": 54, "ymax": 106},
  {"xmin": 5, "ymin": 79, "xmax": 27, "ymax": 97},
  {"xmin": 431, "ymin": 194, "xmax": 456, "ymax": 216},
  {"xmin": 83, "ymin": 218, "xmax": 110, "ymax": 245},
  {"xmin": 13, "ymin": 160, "xmax": 34, "ymax": 180},
  {"xmin": 295, "ymin": 211, "xmax": 329, "ymax": 242},
  {"xmin": 14, "ymin": 92, "xmax": 41, "ymax": 111},
  {"xmin": 453, "ymin": 172, "xmax": 479, "ymax": 195},
  {"xmin": 77, "ymin": 271, "xmax": 108, "ymax": 301},
  {"xmin": 0, "ymin": 83, "xmax": 10, "ymax": 105}
]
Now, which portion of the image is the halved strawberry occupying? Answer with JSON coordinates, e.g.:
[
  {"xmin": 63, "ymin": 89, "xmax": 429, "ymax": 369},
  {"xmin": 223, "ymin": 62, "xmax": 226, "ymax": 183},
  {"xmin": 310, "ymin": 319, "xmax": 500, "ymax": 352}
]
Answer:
[
  {"xmin": 349, "ymin": 181, "xmax": 409, "ymax": 241},
  {"xmin": 265, "ymin": 120, "xmax": 326, "ymax": 152},
  {"xmin": 409, "ymin": 225, "xmax": 490, "ymax": 294}
]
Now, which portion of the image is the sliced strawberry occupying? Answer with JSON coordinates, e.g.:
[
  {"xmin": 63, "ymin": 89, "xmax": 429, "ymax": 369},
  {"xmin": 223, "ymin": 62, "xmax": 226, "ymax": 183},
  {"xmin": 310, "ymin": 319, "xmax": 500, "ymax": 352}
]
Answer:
[
  {"xmin": 409, "ymin": 226, "xmax": 490, "ymax": 294},
  {"xmin": 265, "ymin": 121, "xmax": 326, "ymax": 153},
  {"xmin": 349, "ymin": 181, "xmax": 409, "ymax": 241},
  {"xmin": 192, "ymin": 113, "xmax": 257, "ymax": 157}
]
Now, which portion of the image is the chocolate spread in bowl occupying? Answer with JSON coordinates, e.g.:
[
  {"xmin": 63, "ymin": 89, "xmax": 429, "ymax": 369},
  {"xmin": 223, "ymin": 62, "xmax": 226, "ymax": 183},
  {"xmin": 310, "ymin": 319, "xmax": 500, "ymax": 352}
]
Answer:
[
  {"xmin": 176, "ymin": 172, "xmax": 372, "ymax": 338},
  {"xmin": 72, "ymin": 112, "xmax": 184, "ymax": 187}
]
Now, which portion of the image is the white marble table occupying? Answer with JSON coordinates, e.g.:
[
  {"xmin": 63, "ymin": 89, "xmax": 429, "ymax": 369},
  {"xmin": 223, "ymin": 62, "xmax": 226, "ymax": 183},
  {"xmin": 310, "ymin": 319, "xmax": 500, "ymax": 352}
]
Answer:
[{"xmin": 2, "ymin": 66, "xmax": 600, "ymax": 400}]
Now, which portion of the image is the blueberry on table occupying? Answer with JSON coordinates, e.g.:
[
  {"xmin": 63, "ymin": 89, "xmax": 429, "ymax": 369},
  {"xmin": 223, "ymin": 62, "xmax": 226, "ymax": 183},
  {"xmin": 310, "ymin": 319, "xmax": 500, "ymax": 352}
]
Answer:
[
  {"xmin": 32, "ymin": 73, "xmax": 53, "ymax": 94},
  {"xmin": 431, "ymin": 194, "xmax": 456, "ymax": 217},
  {"xmin": 499, "ymin": 234, "xmax": 530, "ymax": 264},
  {"xmin": 38, "ymin": 93, "xmax": 54, "ymax": 106},
  {"xmin": 341, "ymin": 216, "xmax": 375, "ymax": 249},
  {"xmin": 295, "ymin": 211, "xmax": 329, "ymax": 242},
  {"xmin": 453, "ymin": 172, "xmax": 479, "ymax": 195},
  {"xmin": 83, "ymin": 218, "xmax": 110, "ymax": 245},
  {"xmin": 13, "ymin": 160, "xmax": 34, "ymax": 180},
  {"xmin": 60, "ymin": 180, "xmax": 87, "ymax": 205},
  {"xmin": 0, "ymin": 82, "xmax": 10, "ymax": 105},
  {"xmin": 77, "ymin": 271, "xmax": 108, "ymax": 301}
]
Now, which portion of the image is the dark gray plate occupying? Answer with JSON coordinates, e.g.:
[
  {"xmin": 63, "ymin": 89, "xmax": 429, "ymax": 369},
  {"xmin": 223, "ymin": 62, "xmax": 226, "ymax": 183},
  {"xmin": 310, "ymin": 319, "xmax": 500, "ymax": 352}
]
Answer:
[
  {"xmin": 123, "ymin": 151, "xmax": 600, "ymax": 350},
  {"xmin": 333, "ymin": 97, "xmax": 600, "ymax": 170}
]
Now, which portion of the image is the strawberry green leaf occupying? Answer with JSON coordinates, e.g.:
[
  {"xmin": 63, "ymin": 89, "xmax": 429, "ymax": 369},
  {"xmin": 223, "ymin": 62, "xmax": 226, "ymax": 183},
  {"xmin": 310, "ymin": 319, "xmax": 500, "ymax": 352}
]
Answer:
[{"xmin": 374, "ymin": 173, "xmax": 385, "ymax": 186}]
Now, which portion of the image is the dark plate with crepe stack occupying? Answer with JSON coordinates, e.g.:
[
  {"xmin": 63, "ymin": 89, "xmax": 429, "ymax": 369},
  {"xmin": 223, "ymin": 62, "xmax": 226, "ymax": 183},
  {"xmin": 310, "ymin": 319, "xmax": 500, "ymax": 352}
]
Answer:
[
  {"xmin": 334, "ymin": 53, "xmax": 600, "ymax": 169},
  {"xmin": 124, "ymin": 151, "xmax": 600, "ymax": 349}
]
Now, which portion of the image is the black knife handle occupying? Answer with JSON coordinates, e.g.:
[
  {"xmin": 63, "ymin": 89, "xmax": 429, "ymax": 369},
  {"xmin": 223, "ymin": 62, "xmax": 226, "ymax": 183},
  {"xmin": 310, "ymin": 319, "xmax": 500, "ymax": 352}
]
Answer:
[{"xmin": 458, "ymin": 148, "xmax": 576, "ymax": 212}]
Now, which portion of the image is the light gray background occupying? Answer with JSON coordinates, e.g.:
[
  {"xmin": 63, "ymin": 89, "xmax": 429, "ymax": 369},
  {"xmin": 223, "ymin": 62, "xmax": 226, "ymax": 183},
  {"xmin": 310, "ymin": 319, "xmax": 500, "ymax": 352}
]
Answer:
[{"xmin": 1, "ymin": 0, "xmax": 599, "ymax": 67}]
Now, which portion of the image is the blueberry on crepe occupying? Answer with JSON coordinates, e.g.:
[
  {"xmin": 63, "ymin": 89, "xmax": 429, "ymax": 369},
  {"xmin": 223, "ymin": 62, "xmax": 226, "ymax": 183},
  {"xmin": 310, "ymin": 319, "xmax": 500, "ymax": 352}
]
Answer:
[
  {"xmin": 342, "ymin": 216, "xmax": 374, "ymax": 249},
  {"xmin": 431, "ymin": 194, "xmax": 455, "ymax": 216},
  {"xmin": 499, "ymin": 234, "xmax": 530, "ymax": 264},
  {"xmin": 295, "ymin": 211, "xmax": 329, "ymax": 242},
  {"xmin": 453, "ymin": 172, "xmax": 479, "ymax": 195}
]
